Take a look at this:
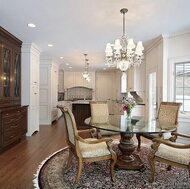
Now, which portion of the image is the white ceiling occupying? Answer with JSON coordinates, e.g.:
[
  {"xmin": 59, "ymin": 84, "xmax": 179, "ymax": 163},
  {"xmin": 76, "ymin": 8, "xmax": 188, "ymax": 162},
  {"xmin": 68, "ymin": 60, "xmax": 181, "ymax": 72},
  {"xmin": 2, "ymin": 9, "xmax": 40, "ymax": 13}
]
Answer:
[{"xmin": 1, "ymin": 0, "xmax": 190, "ymax": 72}]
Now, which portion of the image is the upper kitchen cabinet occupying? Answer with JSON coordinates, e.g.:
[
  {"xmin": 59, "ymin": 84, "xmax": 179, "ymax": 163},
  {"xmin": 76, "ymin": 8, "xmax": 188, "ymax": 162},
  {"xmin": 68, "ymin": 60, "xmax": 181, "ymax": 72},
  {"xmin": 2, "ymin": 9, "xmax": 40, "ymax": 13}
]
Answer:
[
  {"xmin": 0, "ymin": 26, "xmax": 22, "ymax": 107},
  {"xmin": 127, "ymin": 60, "xmax": 146, "ymax": 92},
  {"xmin": 39, "ymin": 58, "xmax": 59, "ymax": 125},
  {"xmin": 64, "ymin": 72, "xmax": 95, "ymax": 89}
]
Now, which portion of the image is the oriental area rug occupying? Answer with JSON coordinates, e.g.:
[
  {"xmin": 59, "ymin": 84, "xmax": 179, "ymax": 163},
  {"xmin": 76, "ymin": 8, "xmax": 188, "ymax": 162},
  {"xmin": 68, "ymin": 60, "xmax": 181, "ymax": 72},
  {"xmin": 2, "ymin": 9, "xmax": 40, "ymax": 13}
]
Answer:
[{"xmin": 33, "ymin": 140, "xmax": 190, "ymax": 189}]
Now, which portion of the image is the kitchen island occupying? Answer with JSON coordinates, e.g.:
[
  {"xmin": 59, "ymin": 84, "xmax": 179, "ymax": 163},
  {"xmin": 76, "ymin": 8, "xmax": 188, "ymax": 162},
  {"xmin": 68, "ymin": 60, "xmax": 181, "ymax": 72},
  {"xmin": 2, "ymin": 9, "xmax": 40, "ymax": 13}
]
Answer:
[{"xmin": 72, "ymin": 101, "xmax": 91, "ymax": 129}]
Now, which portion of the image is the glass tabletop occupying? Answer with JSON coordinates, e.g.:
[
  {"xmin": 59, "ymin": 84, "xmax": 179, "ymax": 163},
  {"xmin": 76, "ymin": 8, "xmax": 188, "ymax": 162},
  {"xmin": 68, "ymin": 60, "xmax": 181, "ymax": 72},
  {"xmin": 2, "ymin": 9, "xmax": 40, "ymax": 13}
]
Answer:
[{"xmin": 84, "ymin": 115, "xmax": 177, "ymax": 134}]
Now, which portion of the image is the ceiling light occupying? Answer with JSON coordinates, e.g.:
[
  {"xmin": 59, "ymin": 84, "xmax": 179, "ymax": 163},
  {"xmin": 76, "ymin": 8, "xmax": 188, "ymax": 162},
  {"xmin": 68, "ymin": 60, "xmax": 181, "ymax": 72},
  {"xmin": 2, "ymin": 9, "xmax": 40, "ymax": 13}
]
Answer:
[
  {"xmin": 105, "ymin": 8, "xmax": 144, "ymax": 72},
  {"xmin": 82, "ymin": 54, "xmax": 90, "ymax": 82},
  {"xmin": 48, "ymin": 44, "xmax": 53, "ymax": 47},
  {"xmin": 60, "ymin": 56, "xmax": 63, "ymax": 59},
  {"xmin": 27, "ymin": 23, "xmax": 36, "ymax": 28}
]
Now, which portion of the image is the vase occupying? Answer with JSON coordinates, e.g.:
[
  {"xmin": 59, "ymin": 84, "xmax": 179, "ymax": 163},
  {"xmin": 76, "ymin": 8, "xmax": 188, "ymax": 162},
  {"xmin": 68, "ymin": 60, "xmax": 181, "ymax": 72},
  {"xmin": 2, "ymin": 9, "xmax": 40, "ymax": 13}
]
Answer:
[
  {"xmin": 125, "ymin": 109, "xmax": 132, "ymax": 131},
  {"xmin": 126, "ymin": 109, "xmax": 132, "ymax": 121}
]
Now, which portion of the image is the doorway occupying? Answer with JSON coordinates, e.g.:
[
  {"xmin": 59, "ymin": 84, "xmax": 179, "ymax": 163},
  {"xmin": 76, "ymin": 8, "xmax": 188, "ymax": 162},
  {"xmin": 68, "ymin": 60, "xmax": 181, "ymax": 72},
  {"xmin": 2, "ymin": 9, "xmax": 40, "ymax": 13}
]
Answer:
[{"xmin": 148, "ymin": 69, "xmax": 157, "ymax": 119}]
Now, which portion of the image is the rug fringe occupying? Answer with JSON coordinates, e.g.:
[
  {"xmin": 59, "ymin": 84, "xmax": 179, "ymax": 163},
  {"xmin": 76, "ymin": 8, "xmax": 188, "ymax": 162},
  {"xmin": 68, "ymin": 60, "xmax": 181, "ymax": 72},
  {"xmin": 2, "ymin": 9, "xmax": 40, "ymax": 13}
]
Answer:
[{"xmin": 33, "ymin": 147, "xmax": 68, "ymax": 189}]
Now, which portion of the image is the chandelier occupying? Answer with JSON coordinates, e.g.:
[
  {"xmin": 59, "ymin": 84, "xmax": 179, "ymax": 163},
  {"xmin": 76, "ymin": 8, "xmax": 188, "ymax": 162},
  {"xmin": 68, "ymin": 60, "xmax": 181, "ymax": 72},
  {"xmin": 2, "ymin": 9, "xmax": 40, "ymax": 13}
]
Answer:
[
  {"xmin": 105, "ymin": 8, "xmax": 144, "ymax": 72},
  {"xmin": 82, "ymin": 54, "xmax": 90, "ymax": 82}
]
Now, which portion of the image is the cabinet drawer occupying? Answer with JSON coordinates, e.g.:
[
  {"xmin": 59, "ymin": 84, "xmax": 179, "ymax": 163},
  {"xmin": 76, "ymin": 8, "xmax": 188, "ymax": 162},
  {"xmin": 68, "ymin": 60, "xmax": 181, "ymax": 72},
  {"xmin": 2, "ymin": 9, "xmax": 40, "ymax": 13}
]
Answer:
[
  {"xmin": 0, "ymin": 101, "xmax": 12, "ymax": 108},
  {"xmin": 2, "ymin": 116, "xmax": 20, "ymax": 126},
  {"xmin": 2, "ymin": 110, "xmax": 21, "ymax": 118},
  {"xmin": 2, "ymin": 122, "xmax": 20, "ymax": 132},
  {"xmin": 2, "ymin": 127, "xmax": 21, "ymax": 148}
]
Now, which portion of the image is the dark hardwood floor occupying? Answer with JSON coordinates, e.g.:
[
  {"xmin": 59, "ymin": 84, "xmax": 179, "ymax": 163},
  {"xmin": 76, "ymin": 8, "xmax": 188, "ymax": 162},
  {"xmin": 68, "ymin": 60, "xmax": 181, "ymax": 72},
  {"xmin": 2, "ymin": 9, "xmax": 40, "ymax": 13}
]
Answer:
[
  {"xmin": 0, "ymin": 116, "xmax": 67, "ymax": 189},
  {"xmin": 0, "ymin": 116, "xmax": 150, "ymax": 189}
]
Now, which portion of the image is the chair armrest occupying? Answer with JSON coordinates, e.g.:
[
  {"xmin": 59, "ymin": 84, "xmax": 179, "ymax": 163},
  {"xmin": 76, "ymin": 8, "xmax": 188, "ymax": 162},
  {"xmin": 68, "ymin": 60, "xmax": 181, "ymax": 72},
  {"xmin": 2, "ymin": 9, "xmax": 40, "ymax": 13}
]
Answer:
[
  {"xmin": 172, "ymin": 132, "xmax": 190, "ymax": 139},
  {"xmin": 152, "ymin": 138, "xmax": 190, "ymax": 149},
  {"xmin": 76, "ymin": 135, "xmax": 113, "ymax": 144},
  {"xmin": 77, "ymin": 128, "xmax": 96, "ymax": 134}
]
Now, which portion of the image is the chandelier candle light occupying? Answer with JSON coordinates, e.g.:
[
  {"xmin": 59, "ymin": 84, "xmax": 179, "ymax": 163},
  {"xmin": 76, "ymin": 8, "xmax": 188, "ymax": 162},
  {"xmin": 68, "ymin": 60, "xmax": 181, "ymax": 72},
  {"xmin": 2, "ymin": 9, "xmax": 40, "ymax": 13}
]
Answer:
[{"xmin": 105, "ymin": 8, "xmax": 144, "ymax": 72}]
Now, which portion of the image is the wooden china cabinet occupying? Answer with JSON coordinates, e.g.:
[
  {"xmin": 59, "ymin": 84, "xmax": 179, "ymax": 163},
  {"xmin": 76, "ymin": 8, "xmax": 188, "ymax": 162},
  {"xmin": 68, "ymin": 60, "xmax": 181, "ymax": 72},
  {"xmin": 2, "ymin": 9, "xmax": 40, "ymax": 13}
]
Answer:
[{"xmin": 0, "ymin": 26, "xmax": 28, "ymax": 153}]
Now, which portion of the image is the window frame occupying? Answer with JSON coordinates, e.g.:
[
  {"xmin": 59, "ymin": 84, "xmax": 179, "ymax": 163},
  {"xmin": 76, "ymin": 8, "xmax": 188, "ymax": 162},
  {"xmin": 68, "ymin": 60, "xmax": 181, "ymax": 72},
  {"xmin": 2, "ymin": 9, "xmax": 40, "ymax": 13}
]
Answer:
[
  {"xmin": 174, "ymin": 62, "xmax": 190, "ymax": 113},
  {"xmin": 168, "ymin": 56, "xmax": 190, "ymax": 117}
]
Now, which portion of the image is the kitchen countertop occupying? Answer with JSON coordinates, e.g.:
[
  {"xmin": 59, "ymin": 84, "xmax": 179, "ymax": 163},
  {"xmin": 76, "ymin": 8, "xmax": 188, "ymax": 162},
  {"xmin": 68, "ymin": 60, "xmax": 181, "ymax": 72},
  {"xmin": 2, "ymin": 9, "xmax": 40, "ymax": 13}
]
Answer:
[{"xmin": 72, "ymin": 100, "xmax": 90, "ymax": 104}]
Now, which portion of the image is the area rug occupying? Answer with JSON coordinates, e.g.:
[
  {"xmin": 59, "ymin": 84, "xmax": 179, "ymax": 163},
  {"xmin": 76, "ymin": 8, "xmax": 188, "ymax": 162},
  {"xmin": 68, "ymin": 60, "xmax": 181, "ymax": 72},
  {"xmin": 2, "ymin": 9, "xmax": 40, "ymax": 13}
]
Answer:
[{"xmin": 33, "ymin": 140, "xmax": 190, "ymax": 189}]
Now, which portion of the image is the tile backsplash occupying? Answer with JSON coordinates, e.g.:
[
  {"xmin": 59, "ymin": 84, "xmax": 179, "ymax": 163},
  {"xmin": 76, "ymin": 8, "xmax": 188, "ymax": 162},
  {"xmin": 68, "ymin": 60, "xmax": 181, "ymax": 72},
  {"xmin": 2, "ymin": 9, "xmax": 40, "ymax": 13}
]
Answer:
[{"xmin": 66, "ymin": 86, "xmax": 93, "ymax": 100}]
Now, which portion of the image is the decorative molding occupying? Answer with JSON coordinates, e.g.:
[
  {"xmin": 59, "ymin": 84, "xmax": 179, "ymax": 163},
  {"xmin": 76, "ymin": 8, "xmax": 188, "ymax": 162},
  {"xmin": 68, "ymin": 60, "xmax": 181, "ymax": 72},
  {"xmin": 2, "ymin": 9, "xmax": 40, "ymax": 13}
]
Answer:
[
  {"xmin": 145, "ymin": 34, "xmax": 169, "ymax": 53},
  {"xmin": 169, "ymin": 30, "xmax": 190, "ymax": 40}
]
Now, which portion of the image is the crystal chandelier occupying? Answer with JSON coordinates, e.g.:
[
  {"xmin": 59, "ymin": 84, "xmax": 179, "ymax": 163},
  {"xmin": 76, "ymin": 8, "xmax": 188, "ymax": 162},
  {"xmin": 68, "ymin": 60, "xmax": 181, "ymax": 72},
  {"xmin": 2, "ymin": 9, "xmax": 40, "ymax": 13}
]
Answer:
[
  {"xmin": 82, "ymin": 54, "xmax": 90, "ymax": 82},
  {"xmin": 105, "ymin": 8, "xmax": 144, "ymax": 72}
]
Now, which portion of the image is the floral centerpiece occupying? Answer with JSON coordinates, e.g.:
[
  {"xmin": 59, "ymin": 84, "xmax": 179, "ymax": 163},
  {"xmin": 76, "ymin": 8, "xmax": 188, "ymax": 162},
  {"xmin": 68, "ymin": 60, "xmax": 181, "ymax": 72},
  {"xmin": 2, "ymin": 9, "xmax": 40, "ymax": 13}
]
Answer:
[{"xmin": 122, "ymin": 97, "xmax": 136, "ymax": 120}]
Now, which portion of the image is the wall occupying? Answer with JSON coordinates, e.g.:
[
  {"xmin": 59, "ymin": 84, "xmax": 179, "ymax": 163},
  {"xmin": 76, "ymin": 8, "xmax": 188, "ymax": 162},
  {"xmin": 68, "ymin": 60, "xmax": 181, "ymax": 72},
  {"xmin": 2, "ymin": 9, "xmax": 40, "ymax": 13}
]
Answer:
[{"xmin": 145, "ymin": 30, "xmax": 190, "ymax": 142}]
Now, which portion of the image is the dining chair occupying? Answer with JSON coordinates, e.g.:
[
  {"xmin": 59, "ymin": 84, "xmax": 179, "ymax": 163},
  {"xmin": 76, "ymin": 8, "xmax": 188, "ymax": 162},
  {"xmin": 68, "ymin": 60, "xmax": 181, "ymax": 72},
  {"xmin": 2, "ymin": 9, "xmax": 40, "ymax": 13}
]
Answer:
[
  {"xmin": 136, "ymin": 101, "xmax": 182, "ymax": 151},
  {"xmin": 89, "ymin": 101, "xmax": 120, "ymax": 138},
  {"xmin": 148, "ymin": 132, "xmax": 190, "ymax": 182},
  {"xmin": 58, "ymin": 106, "xmax": 117, "ymax": 187}
]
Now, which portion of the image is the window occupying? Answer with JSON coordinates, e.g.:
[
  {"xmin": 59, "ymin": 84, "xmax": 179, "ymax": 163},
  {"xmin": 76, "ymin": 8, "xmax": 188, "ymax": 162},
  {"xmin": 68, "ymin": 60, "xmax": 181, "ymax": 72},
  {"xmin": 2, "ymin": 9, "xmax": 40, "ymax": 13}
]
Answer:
[
  {"xmin": 174, "ymin": 62, "xmax": 190, "ymax": 112},
  {"xmin": 121, "ymin": 72, "xmax": 127, "ymax": 93}
]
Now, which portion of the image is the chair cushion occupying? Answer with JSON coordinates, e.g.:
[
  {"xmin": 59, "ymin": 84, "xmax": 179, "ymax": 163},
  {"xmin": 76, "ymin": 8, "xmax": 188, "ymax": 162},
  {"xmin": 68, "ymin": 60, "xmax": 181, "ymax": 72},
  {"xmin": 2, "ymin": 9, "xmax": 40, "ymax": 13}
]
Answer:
[
  {"xmin": 142, "ymin": 133, "xmax": 172, "ymax": 140},
  {"xmin": 155, "ymin": 143, "xmax": 190, "ymax": 165},
  {"xmin": 79, "ymin": 138, "xmax": 111, "ymax": 158}
]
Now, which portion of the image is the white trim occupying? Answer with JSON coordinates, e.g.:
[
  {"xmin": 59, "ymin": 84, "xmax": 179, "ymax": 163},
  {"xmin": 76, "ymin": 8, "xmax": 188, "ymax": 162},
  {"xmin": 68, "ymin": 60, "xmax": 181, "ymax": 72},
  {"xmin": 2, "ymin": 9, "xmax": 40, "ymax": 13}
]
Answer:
[{"xmin": 168, "ymin": 56, "xmax": 190, "ymax": 101}]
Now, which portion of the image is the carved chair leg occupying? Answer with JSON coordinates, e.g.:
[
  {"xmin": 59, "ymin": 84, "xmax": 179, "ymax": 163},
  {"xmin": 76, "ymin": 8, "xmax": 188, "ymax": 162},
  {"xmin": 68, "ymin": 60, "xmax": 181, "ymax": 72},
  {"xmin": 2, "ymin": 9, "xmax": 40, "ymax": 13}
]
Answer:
[
  {"xmin": 75, "ymin": 158, "xmax": 83, "ymax": 184},
  {"xmin": 136, "ymin": 134, "xmax": 141, "ymax": 151},
  {"xmin": 148, "ymin": 153, "xmax": 155, "ymax": 183},
  {"xmin": 110, "ymin": 159, "xmax": 116, "ymax": 182},
  {"xmin": 66, "ymin": 148, "xmax": 73, "ymax": 169}
]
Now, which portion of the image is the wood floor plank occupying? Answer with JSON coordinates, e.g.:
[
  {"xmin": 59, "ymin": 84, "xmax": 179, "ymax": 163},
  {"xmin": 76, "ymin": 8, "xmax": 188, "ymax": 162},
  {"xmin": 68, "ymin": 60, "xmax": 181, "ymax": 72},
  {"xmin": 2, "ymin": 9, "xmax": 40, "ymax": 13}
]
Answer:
[{"xmin": 0, "ymin": 117, "xmax": 67, "ymax": 189}]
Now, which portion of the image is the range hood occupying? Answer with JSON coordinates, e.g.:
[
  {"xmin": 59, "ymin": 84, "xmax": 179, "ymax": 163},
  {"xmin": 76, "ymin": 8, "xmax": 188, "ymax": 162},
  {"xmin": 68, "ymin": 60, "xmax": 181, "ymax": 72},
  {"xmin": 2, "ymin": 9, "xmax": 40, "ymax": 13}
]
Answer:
[{"xmin": 130, "ymin": 91, "xmax": 144, "ymax": 104}]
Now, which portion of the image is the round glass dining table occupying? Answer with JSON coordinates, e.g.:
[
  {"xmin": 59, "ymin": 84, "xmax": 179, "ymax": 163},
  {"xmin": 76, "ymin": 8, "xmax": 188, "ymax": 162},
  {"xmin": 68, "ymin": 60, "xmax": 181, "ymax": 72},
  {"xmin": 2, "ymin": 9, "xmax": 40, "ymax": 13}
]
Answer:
[{"xmin": 84, "ymin": 115, "xmax": 177, "ymax": 171}]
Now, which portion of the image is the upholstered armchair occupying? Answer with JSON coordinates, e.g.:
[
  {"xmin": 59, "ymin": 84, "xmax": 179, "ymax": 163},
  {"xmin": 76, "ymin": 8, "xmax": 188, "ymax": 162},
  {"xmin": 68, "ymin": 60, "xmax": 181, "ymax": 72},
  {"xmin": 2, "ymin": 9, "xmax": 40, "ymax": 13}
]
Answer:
[
  {"xmin": 148, "ymin": 132, "xmax": 190, "ymax": 182},
  {"xmin": 90, "ymin": 101, "xmax": 119, "ymax": 138},
  {"xmin": 58, "ymin": 106, "xmax": 117, "ymax": 187},
  {"xmin": 136, "ymin": 102, "xmax": 182, "ymax": 151}
]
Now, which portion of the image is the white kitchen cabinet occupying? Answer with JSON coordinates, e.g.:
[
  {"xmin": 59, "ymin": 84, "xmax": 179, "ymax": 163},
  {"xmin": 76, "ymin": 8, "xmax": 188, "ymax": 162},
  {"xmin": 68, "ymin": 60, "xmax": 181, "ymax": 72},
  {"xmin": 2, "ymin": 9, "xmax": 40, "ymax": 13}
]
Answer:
[
  {"xmin": 58, "ymin": 69, "xmax": 64, "ymax": 92},
  {"xmin": 64, "ymin": 71, "xmax": 95, "ymax": 89},
  {"xmin": 39, "ymin": 58, "xmax": 59, "ymax": 125},
  {"xmin": 21, "ymin": 43, "xmax": 41, "ymax": 136},
  {"xmin": 127, "ymin": 60, "xmax": 146, "ymax": 92},
  {"xmin": 95, "ymin": 71, "xmax": 117, "ymax": 114}
]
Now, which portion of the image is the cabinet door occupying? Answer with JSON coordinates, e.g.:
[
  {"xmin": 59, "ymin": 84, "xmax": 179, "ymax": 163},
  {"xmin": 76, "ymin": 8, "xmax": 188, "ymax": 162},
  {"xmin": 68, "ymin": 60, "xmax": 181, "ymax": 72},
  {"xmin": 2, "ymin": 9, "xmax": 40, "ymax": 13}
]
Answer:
[
  {"xmin": 31, "ymin": 56, "xmax": 39, "ymax": 85},
  {"xmin": 31, "ymin": 85, "xmax": 39, "ymax": 134},
  {"xmin": 12, "ymin": 48, "xmax": 21, "ymax": 104},
  {"xmin": 95, "ymin": 72, "xmax": 116, "ymax": 114},
  {"xmin": 2, "ymin": 44, "xmax": 12, "ymax": 101}
]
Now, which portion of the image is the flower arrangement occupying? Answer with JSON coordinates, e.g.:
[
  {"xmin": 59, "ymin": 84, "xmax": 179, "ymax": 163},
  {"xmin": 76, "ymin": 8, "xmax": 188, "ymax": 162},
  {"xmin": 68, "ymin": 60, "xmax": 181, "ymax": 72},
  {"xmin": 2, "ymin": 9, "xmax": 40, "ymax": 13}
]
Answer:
[{"xmin": 122, "ymin": 97, "xmax": 136, "ymax": 115}]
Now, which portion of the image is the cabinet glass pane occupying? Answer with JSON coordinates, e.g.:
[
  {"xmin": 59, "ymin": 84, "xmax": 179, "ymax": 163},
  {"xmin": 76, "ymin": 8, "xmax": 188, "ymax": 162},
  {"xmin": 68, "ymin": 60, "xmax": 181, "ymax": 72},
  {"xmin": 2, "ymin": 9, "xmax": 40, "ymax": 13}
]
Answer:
[
  {"xmin": 14, "ymin": 53, "xmax": 20, "ymax": 97},
  {"xmin": 3, "ymin": 48, "xmax": 11, "ymax": 97}
]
